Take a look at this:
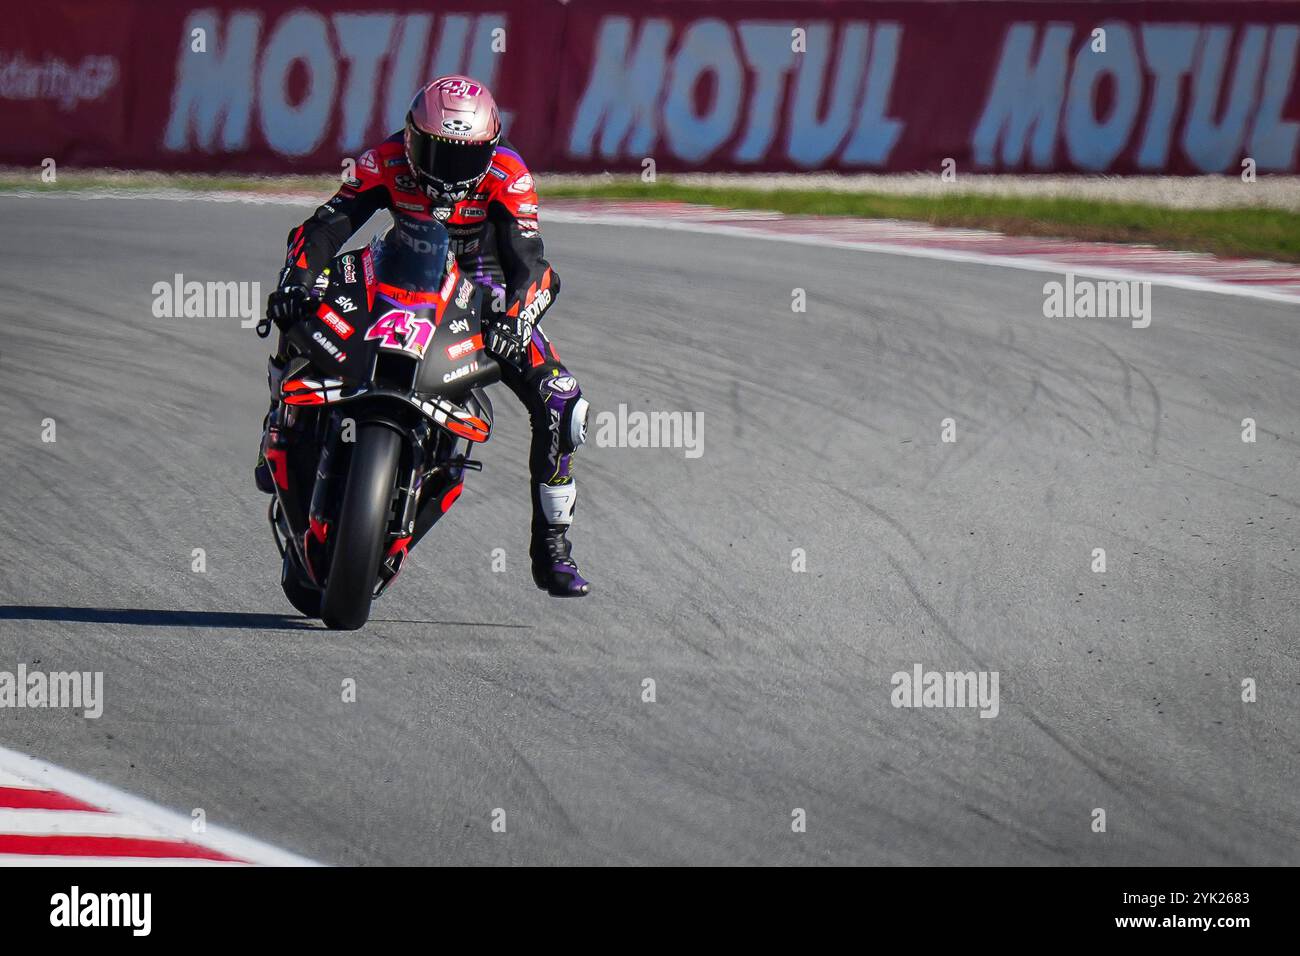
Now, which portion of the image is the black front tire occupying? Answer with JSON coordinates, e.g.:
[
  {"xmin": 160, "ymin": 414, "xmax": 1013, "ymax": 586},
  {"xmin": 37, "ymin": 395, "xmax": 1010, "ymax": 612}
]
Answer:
[{"xmin": 320, "ymin": 424, "xmax": 402, "ymax": 630}]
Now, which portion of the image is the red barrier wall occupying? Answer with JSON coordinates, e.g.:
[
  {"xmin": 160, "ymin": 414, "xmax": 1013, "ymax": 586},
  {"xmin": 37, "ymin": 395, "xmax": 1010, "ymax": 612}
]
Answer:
[{"xmin": 4, "ymin": 1, "xmax": 1297, "ymax": 174}]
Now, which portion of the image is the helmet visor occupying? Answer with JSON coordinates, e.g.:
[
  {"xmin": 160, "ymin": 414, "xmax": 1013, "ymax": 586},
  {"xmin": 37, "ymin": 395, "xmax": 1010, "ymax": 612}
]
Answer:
[{"xmin": 407, "ymin": 122, "xmax": 497, "ymax": 191}]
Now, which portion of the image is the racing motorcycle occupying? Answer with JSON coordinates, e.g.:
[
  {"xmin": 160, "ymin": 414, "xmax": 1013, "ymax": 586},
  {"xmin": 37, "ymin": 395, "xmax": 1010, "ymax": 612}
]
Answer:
[{"xmin": 259, "ymin": 215, "xmax": 499, "ymax": 629}]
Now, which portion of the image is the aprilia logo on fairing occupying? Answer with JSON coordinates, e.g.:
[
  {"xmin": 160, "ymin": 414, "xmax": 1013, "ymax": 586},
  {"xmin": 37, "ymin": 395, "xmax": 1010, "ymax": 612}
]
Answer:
[
  {"xmin": 592, "ymin": 404, "xmax": 703, "ymax": 459},
  {"xmin": 151, "ymin": 273, "xmax": 260, "ymax": 328}
]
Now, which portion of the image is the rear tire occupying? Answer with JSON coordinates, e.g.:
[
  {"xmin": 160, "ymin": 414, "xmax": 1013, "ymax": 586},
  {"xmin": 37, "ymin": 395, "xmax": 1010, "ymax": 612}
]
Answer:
[{"xmin": 321, "ymin": 424, "xmax": 402, "ymax": 630}]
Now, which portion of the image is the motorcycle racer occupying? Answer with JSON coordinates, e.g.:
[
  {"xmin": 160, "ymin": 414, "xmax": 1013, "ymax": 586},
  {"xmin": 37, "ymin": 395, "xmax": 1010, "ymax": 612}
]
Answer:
[{"xmin": 258, "ymin": 75, "xmax": 589, "ymax": 597}]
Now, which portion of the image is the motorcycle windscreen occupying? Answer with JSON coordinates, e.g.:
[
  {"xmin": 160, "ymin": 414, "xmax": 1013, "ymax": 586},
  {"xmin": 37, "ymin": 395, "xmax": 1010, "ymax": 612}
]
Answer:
[{"xmin": 372, "ymin": 217, "xmax": 452, "ymax": 294}]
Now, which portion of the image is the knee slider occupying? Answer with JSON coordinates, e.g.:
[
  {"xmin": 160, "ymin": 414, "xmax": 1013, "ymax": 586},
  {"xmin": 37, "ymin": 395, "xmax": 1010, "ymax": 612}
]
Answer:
[
  {"xmin": 531, "ymin": 367, "xmax": 587, "ymax": 455},
  {"xmin": 566, "ymin": 395, "xmax": 589, "ymax": 453}
]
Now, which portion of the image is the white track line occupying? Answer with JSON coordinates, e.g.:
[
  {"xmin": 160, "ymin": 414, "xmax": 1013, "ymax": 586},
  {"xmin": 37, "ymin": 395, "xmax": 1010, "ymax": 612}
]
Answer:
[
  {"xmin": 0, "ymin": 743, "xmax": 319, "ymax": 866},
  {"xmin": 542, "ymin": 208, "xmax": 1300, "ymax": 307},
  {"xmin": 2, "ymin": 187, "xmax": 1295, "ymax": 305},
  {"xmin": 0, "ymin": 768, "xmax": 41, "ymax": 789},
  {"xmin": 0, "ymin": 809, "xmax": 171, "ymax": 838}
]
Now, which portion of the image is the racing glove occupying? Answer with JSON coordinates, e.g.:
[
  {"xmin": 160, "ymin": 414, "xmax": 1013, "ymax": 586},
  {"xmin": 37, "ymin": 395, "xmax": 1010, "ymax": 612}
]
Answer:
[
  {"xmin": 259, "ymin": 284, "xmax": 313, "ymax": 338},
  {"xmin": 484, "ymin": 313, "xmax": 534, "ymax": 367}
]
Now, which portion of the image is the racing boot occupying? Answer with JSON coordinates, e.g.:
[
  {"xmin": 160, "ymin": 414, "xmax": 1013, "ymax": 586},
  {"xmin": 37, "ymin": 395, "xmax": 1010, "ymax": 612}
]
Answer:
[
  {"xmin": 530, "ymin": 483, "xmax": 590, "ymax": 597},
  {"xmin": 531, "ymin": 524, "xmax": 591, "ymax": 597}
]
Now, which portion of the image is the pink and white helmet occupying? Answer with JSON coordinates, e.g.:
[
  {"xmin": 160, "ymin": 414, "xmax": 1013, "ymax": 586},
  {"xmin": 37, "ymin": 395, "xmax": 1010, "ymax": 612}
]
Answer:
[{"xmin": 404, "ymin": 75, "xmax": 502, "ymax": 203}]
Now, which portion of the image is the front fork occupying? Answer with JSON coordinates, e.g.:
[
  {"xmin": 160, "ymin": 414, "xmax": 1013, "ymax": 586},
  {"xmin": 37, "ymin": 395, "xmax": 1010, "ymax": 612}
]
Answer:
[
  {"xmin": 272, "ymin": 407, "xmax": 477, "ymax": 595},
  {"xmin": 376, "ymin": 422, "xmax": 478, "ymax": 594}
]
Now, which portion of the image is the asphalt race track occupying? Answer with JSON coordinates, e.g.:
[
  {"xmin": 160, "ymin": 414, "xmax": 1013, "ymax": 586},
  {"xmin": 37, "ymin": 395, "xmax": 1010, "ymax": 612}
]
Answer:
[{"xmin": 0, "ymin": 194, "xmax": 1296, "ymax": 865}]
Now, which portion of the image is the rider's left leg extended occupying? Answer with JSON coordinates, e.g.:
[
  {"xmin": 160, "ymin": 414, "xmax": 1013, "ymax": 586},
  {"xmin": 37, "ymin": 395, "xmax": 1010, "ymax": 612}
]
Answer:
[{"xmin": 501, "ymin": 326, "xmax": 591, "ymax": 597}]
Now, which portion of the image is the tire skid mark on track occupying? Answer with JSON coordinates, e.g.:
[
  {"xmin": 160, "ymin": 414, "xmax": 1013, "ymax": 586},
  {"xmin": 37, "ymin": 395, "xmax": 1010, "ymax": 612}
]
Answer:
[
  {"xmin": 884, "ymin": 555, "xmax": 988, "ymax": 670},
  {"xmin": 807, "ymin": 477, "xmax": 928, "ymax": 562}
]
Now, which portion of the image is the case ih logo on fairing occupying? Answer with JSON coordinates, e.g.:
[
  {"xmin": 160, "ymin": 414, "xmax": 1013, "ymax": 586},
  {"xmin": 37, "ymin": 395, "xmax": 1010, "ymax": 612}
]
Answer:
[
  {"xmin": 312, "ymin": 329, "xmax": 348, "ymax": 362},
  {"xmin": 443, "ymin": 361, "xmax": 479, "ymax": 384}
]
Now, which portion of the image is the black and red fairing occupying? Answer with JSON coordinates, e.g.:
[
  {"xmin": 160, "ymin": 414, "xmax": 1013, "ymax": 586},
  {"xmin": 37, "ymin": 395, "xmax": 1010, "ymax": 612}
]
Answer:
[{"xmin": 280, "ymin": 221, "xmax": 499, "ymax": 442}]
